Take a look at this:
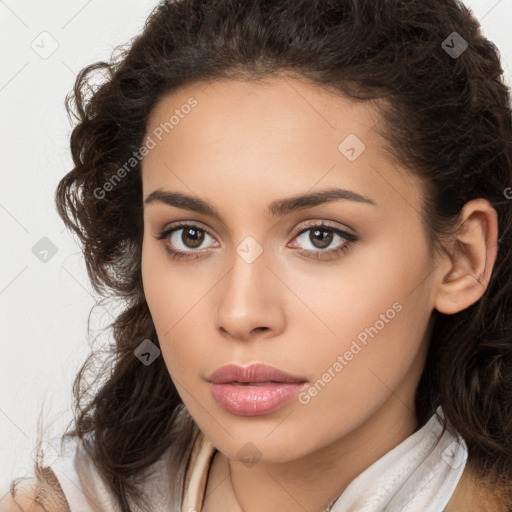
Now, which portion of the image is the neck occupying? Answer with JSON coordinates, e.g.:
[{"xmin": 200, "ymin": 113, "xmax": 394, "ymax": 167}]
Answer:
[{"xmin": 206, "ymin": 397, "xmax": 419, "ymax": 512}]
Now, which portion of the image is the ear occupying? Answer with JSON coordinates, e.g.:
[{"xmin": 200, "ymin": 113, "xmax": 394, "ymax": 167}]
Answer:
[{"xmin": 434, "ymin": 198, "xmax": 498, "ymax": 315}]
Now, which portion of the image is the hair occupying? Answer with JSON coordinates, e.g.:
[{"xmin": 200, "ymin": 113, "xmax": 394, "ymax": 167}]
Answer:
[{"xmin": 8, "ymin": 0, "xmax": 512, "ymax": 510}]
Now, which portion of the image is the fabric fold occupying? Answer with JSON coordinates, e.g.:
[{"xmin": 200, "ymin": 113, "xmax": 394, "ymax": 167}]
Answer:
[{"xmin": 330, "ymin": 406, "xmax": 467, "ymax": 512}]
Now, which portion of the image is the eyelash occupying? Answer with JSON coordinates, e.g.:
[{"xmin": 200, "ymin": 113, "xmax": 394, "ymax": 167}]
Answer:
[{"xmin": 155, "ymin": 221, "xmax": 358, "ymax": 261}]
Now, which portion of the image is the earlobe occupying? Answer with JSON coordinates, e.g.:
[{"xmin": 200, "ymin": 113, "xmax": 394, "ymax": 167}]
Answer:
[{"xmin": 434, "ymin": 199, "xmax": 498, "ymax": 315}]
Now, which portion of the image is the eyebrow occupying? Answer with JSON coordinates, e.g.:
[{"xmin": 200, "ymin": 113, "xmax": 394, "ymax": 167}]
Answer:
[{"xmin": 144, "ymin": 187, "xmax": 377, "ymax": 219}]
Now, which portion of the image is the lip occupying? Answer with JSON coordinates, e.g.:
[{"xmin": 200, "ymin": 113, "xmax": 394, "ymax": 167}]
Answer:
[
  {"xmin": 206, "ymin": 363, "xmax": 308, "ymax": 416},
  {"xmin": 206, "ymin": 363, "xmax": 308, "ymax": 384}
]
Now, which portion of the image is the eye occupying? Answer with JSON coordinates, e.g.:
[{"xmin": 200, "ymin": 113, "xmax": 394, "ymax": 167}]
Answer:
[
  {"xmin": 155, "ymin": 223, "xmax": 218, "ymax": 260},
  {"xmin": 155, "ymin": 220, "xmax": 357, "ymax": 261},
  {"xmin": 289, "ymin": 221, "xmax": 357, "ymax": 260}
]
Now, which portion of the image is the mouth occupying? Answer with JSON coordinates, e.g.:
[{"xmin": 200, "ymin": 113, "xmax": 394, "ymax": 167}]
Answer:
[{"xmin": 206, "ymin": 363, "xmax": 308, "ymax": 416}]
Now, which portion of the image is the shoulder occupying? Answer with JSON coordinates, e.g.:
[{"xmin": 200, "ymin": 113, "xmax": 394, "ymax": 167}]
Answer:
[
  {"xmin": 0, "ymin": 467, "xmax": 70, "ymax": 512},
  {"xmin": 0, "ymin": 480, "xmax": 39, "ymax": 511},
  {"xmin": 0, "ymin": 434, "xmax": 100, "ymax": 512},
  {"xmin": 444, "ymin": 465, "xmax": 511, "ymax": 512}
]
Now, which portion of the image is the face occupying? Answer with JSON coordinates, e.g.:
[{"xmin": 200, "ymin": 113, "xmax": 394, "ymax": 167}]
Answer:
[{"xmin": 140, "ymin": 76, "xmax": 443, "ymax": 464}]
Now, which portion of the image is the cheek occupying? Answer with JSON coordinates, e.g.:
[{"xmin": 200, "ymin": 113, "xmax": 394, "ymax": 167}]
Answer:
[
  {"xmin": 289, "ymin": 233, "xmax": 433, "ymax": 395},
  {"xmin": 141, "ymin": 241, "xmax": 216, "ymax": 375},
  {"xmin": 287, "ymin": 232, "xmax": 431, "ymax": 348},
  {"xmin": 141, "ymin": 237, "xmax": 201, "ymax": 325}
]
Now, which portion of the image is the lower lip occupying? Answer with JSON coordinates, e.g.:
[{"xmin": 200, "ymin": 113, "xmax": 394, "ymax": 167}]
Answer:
[{"xmin": 208, "ymin": 382, "xmax": 307, "ymax": 416}]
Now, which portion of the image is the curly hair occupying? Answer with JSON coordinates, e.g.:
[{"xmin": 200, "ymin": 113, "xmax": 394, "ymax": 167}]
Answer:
[{"xmin": 8, "ymin": 0, "xmax": 512, "ymax": 510}]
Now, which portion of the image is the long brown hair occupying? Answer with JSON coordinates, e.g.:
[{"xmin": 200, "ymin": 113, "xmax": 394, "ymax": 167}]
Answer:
[{"xmin": 9, "ymin": 0, "xmax": 512, "ymax": 510}]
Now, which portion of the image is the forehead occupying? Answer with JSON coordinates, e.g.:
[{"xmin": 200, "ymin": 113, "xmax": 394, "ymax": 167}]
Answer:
[
  {"xmin": 142, "ymin": 76, "xmax": 424, "ymax": 216},
  {"xmin": 145, "ymin": 75, "xmax": 381, "ymax": 148}
]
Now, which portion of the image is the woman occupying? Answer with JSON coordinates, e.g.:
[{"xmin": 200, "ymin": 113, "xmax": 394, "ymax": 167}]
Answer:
[{"xmin": 3, "ymin": 0, "xmax": 512, "ymax": 510}]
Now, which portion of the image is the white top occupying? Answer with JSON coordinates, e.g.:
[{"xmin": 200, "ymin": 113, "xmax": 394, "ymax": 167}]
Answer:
[{"xmin": 49, "ymin": 406, "xmax": 467, "ymax": 511}]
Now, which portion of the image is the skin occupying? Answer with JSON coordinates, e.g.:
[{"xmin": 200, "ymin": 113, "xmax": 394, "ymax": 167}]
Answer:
[
  {"xmin": 140, "ymin": 75, "xmax": 498, "ymax": 511},
  {"xmin": 445, "ymin": 467, "xmax": 509, "ymax": 512}
]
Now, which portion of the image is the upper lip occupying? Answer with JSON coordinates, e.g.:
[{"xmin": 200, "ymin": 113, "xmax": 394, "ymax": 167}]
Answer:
[{"xmin": 206, "ymin": 363, "xmax": 308, "ymax": 384}]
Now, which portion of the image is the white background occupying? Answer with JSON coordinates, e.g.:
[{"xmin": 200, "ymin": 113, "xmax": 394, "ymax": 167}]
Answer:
[{"xmin": 1, "ymin": 0, "xmax": 511, "ymax": 499}]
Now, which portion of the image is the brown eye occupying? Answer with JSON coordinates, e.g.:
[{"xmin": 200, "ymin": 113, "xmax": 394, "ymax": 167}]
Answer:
[
  {"xmin": 308, "ymin": 228, "xmax": 333, "ymax": 249},
  {"xmin": 180, "ymin": 227, "xmax": 205, "ymax": 248},
  {"xmin": 294, "ymin": 225, "xmax": 347, "ymax": 251},
  {"xmin": 290, "ymin": 222, "xmax": 358, "ymax": 260},
  {"xmin": 156, "ymin": 223, "xmax": 218, "ymax": 256}
]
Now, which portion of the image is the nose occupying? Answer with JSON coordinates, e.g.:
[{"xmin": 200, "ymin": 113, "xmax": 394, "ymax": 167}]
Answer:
[{"xmin": 214, "ymin": 242, "xmax": 285, "ymax": 342}]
